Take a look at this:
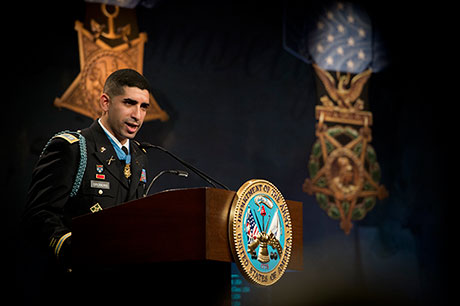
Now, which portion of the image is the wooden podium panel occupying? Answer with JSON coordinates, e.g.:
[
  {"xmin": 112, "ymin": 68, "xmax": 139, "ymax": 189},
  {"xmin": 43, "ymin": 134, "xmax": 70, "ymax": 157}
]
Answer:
[{"xmin": 72, "ymin": 187, "xmax": 303, "ymax": 270}]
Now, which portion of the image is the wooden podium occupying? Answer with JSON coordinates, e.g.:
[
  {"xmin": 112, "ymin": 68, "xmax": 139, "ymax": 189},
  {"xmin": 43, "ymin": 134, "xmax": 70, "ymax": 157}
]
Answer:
[{"xmin": 72, "ymin": 187, "xmax": 302, "ymax": 304}]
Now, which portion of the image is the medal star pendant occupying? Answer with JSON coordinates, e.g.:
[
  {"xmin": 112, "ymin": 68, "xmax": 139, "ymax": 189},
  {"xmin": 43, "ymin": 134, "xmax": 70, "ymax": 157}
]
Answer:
[{"xmin": 124, "ymin": 163, "xmax": 131, "ymax": 179}]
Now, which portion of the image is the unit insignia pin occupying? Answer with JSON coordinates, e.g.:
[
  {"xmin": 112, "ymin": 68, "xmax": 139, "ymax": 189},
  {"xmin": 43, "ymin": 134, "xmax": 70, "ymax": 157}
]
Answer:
[{"xmin": 107, "ymin": 156, "xmax": 115, "ymax": 165}]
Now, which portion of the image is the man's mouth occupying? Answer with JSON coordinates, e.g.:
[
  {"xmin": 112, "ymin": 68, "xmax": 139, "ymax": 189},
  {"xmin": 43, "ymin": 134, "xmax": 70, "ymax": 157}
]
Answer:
[{"xmin": 125, "ymin": 122, "xmax": 139, "ymax": 133}]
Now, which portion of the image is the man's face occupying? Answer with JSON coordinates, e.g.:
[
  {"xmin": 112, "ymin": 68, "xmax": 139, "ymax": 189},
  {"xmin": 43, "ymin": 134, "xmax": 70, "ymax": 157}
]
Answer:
[{"xmin": 100, "ymin": 86, "xmax": 150, "ymax": 144}]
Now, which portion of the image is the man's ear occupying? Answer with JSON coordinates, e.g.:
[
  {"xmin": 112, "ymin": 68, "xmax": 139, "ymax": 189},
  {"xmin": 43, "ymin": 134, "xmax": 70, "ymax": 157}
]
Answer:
[{"xmin": 100, "ymin": 93, "xmax": 110, "ymax": 112}]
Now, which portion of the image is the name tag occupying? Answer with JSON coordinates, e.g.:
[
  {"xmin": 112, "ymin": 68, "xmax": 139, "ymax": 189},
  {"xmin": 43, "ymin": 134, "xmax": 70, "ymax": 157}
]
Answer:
[{"xmin": 91, "ymin": 180, "xmax": 110, "ymax": 190}]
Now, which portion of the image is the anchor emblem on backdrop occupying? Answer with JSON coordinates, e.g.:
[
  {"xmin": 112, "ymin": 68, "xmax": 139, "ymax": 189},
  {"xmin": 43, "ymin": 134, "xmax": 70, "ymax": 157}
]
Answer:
[{"xmin": 91, "ymin": 4, "xmax": 131, "ymax": 42}]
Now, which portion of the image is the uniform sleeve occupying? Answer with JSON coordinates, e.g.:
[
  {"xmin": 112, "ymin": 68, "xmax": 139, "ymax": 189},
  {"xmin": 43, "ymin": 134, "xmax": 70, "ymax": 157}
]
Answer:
[{"xmin": 22, "ymin": 137, "xmax": 79, "ymax": 257}]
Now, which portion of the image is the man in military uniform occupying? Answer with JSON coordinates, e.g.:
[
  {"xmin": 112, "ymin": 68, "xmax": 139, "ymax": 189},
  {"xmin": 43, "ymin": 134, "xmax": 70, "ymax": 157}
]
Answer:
[{"xmin": 23, "ymin": 69, "xmax": 151, "ymax": 271}]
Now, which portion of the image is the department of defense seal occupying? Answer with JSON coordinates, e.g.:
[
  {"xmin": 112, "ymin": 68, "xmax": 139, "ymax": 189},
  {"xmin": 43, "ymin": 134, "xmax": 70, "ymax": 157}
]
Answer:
[{"xmin": 229, "ymin": 179, "xmax": 293, "ymax": 286}]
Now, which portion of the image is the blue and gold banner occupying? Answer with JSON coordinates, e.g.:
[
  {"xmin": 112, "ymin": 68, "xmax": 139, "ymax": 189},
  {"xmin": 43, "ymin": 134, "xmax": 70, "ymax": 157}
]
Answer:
[{"xmin": 283, "ymin": 1, "xmax": 387, "ymax": 73}]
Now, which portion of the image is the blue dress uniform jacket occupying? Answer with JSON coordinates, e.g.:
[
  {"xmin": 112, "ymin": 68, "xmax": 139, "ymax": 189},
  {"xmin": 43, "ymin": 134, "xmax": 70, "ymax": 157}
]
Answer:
[{"xmin": 23, "ymin": 121, "xmax": 148, "ymax": 265}]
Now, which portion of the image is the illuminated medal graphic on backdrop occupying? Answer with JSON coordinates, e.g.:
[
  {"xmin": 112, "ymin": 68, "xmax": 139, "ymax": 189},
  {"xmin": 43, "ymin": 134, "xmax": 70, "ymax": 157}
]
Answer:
[
  {"xmin": 283, "ymin": 1, "xmax": 388, "ymax": 234},
  {"xmin": 54, "ymin": 3, "xmax": 168, "ymax": 122},
  {"xmin": 229, "ymin": 179, "xmax": 292, "ymax": 286}
]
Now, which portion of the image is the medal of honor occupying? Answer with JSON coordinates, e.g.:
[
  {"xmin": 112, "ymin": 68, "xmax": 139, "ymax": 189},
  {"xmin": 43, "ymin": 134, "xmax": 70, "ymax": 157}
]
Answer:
[
  {"xmin": 124, "ymin": 163, "xmax": 131, "ymax": 179},
  {"xmin": 53, "ymin": 3, "xmax": 168, "ymax": 122},
  {"xmin": 302, "ymin": 64, "xmax": 388, "ymax": 234}
]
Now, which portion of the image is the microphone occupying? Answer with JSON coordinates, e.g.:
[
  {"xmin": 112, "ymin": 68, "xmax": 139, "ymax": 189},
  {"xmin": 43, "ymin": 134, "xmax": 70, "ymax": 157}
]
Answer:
[
  {"xmin": 144, "ymin": 169, "xmax": 189, "ymax": 197},
  {"xmin": 140, "ymin": 142, "xmax": 229, "ymax": 190}
]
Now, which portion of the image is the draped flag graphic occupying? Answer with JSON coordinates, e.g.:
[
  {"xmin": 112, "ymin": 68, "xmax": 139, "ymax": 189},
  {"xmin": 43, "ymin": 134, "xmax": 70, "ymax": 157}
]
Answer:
[{"xmin": 245, "ymin": 209, "xmax": 260, "ymax": 244}]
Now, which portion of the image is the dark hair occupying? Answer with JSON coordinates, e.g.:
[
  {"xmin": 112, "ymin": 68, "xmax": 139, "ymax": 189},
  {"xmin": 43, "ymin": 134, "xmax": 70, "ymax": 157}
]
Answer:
[{"xmin": 103, "ymin": 69, "xmax": 151, "ymax": 98}]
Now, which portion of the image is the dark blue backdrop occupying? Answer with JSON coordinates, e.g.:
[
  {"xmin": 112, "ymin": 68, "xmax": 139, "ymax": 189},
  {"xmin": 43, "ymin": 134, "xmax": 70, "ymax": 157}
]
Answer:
[{"xmin": 8, "ymin": 1, "xmax": 446, "ymax": 305}]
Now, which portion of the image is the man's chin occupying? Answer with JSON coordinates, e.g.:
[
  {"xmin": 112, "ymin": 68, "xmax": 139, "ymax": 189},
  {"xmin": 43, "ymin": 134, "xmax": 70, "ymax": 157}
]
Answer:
[
  {"xmin": 117, "ymin": 130, "xmax": 136, "ymax": 142},
  {"xmin": 124, "ymin": 133, "xmax": 137, "ymax": 140}
]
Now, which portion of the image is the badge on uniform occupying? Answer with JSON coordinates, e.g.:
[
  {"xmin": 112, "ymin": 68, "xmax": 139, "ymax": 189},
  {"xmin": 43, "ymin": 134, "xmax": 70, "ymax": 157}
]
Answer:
[
  {"xmin": 90, "ymin": 203, "xmax": 103, "ymax": 213},
  {"xmin": 96, "ymin": 165, "xmax": 103, "ymax": 173},
  {"xmin": 91, "ymin": 180, "xmax": 110, "ymax": 189},
  {"xmin": 140, "ymin": 169, "xmax": 147, "ymax": 183}
]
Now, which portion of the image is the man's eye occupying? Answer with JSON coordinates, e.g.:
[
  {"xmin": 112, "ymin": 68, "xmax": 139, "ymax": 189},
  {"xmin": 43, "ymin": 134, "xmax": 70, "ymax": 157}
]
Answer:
[
  {"xmin": 141, "ymin": 103, "xmax": 150, "ymax": 109},
  {"xmin": 123, "ymin": 99, "xmax": 137, "ymax": 105}
]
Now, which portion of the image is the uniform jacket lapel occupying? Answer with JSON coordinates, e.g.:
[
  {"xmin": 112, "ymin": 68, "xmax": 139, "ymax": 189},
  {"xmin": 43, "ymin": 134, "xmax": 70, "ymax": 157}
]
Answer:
[
  {"xmin": 128, "ymin": 142, "xmax": 144, "ymax": 199},
  {"xmin": 88, "ymin": 122, "xmax": 129, "ymax": 190}
]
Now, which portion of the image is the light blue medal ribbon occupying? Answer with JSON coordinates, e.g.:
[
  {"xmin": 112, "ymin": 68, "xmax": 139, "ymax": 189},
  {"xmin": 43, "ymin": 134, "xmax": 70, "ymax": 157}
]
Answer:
[{"xmin": 103, "ymin": 132, "xmax": 131, "ymax": 164}]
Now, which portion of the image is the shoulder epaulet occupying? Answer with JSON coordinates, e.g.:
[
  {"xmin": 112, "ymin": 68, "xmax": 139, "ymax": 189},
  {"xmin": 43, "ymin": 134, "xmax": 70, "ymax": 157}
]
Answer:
[
  {"xmin": 41, "ymin": 130, "xmax": 87, "ymax": 198},
  {"xmin": 53, "ymin": 133, "xmax": 80, "ymax": 144},
  {"xmin": 133, "ymin": 140, "xmax": 147, "ymax": 153}
]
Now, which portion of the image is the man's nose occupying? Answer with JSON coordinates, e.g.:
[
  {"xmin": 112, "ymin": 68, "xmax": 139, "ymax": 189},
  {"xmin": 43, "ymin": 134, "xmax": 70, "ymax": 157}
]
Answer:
[{"xmin": 131, "ymin": 105, "xmax": 141, "ymax": 121}]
